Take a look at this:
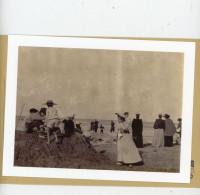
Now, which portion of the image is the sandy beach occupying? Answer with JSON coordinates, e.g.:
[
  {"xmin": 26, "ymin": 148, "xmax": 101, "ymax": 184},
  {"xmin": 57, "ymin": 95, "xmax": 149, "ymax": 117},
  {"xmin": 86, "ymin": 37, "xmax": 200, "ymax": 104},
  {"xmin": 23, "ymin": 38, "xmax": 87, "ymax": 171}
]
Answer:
[{"xmin": 14, "ymin": 118, "xmax": 180, "ymax": 172}]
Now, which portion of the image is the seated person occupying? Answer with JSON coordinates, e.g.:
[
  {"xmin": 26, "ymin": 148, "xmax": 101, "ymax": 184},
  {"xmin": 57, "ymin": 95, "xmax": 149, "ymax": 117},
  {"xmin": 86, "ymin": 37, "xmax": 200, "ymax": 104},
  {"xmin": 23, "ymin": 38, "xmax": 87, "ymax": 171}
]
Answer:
[
  {"xmin": 25, "ymin": 108, "xmax": 46, "ymax": 133},
  {"xmin": 76, "ymin": 122, "xmax": 83, "ymax": 134}
]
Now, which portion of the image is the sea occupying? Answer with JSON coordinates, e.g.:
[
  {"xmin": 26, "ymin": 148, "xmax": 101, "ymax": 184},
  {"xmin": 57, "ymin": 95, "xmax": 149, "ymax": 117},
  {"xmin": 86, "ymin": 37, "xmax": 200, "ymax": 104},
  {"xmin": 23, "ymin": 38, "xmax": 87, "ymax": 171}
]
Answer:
[{"xmin": 15, "ymin": 116, "xmax": 156, "ymax": 143}]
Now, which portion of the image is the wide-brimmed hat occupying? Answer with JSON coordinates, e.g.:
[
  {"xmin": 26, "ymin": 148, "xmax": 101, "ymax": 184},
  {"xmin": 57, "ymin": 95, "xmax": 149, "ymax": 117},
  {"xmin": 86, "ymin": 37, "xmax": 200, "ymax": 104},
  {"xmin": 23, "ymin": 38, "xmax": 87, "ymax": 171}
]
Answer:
[
  {"xmin": 163, "ymin": 114, "xmax": 170, "ymax": 118},
  {"xmin": 178, "ymin": 118, "xmax": 182, "ymax": 121},
  {"xmin": 43, "ymin": 100, "xmax": 57, "ymax": 105},
  {"xmin": 115, "ymin": 113, "xmax": 126, "ymax": 119},
  {"xmin": 67, "ymin": 114, "xmax": 76, "ymax": 119}
]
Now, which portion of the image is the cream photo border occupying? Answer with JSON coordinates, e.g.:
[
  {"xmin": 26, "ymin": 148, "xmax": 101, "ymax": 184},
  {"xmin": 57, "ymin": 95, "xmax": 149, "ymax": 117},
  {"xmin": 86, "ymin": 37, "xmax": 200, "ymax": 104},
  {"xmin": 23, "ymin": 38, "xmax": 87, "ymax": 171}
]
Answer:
[{"xmin": 2, "ymin": 35, "xmax": 196, "ymax": 183}]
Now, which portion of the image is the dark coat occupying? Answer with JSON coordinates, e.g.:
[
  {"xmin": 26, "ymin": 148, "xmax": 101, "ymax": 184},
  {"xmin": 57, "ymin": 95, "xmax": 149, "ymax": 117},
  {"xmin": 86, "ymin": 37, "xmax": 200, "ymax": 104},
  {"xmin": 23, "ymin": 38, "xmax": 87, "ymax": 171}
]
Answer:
[
  {"xmin": 132, "ymin": 119, "xmax": 143, "ymax": 133},
  {"xmin": 132, "ymin": 118, "xmax": 143, "ymax": 148},
  {"xmin": 62, "ymin": 119, "xmax": 75, "ymax": 137}
]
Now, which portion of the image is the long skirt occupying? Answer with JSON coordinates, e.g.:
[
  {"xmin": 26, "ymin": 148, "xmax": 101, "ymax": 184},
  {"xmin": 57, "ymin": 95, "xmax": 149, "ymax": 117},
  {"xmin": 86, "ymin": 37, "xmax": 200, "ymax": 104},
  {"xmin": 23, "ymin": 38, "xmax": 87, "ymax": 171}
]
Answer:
[
  {"xmin": 164, "ymin": 136, "xmax": 173, "ymax": 147},
  {"xmin": 152, "ymin": 129, "xmax": 164, "ymax": 147},
  {"xmin": 117, "ymin": 134, "xmax": 142, "ymax": 164},
  {"xmin": 132, "ymin": 131, "xmax": 143, "ymax": 148}
]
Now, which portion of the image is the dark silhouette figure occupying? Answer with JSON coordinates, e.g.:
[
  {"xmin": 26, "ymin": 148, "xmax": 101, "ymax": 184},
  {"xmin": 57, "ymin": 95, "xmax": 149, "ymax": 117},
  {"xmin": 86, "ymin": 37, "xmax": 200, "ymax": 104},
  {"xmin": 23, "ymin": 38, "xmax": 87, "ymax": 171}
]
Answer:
[
  {"xmin": 94, "ymin": 120, "xmax": 99, "ymax": 133},
  {"xmin": 110, "ymin": 121, "xmax": 115, "ymax": 132},
  {"xmin": 62, "ymin": 119, "xmax": 75, "ymax": 138},
  {"xmin": 90, "ymin": 121, "xmax": 95, "ymax": 131},
  {"xmin": 132, "ymin": 114, "xmax": 143, "ymax": 148},
  {"xmin": 100, "ymin": 124, "xmax": 104, "ymax": 134},
  {"xmin": 76, "ymin": 123, "xmax": 83, "ymax": 134}
]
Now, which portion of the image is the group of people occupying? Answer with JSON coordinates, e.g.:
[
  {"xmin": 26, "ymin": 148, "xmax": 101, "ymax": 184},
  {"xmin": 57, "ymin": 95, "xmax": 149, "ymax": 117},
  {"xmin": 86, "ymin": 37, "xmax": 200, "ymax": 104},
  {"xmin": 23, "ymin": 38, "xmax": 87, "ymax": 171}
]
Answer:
[
  {"xmin": 22, "ymin": 100, "xmax": 181, "ymax": 167},
  {"xmin": 24, "ymin": 100, "xmax": 80, "ymax": 144},
  {"xmin": 90, "ymin": 120, "xmax": 99, "ymax": 133},
  {"xmin": 114, "ymin": 112, "xmax": 182, "ymax": 167},
  {"xmin": 152, "ymin": 114, "xmax": 182, "ymax": 147},
  {"xmin": 90, "ymin": 120, "xmax": 116, "ymax": 134}
]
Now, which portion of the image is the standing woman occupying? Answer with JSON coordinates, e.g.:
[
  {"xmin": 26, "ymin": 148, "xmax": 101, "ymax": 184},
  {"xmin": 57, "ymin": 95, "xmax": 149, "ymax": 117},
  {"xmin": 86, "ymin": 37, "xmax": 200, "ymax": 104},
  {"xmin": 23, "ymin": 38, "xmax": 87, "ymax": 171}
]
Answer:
[
  {"xmin": 152, "ymin": 114, "xmax": 165, "ymax": 147},
  {"xmin": 115, "ymin": 113, "xmax": 143, "ymax": 166},
  {"xmin": 163, "ymin": 114, "xmax": 176, "ymax": 147}
]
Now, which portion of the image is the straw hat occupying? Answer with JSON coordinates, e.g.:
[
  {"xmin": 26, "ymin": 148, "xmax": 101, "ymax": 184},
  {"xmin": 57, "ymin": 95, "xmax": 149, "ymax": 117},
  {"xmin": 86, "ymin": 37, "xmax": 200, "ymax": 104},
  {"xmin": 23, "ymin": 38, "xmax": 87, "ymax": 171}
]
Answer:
[
  {"xmin": 43, "ymin": 100, "xmax": 57, "ymax": 105},
  {"xmin": 115, "ymin": 113, "xmax": 126, "ymax": 119},
  {"xmin": 163, "ymin": 114, "xmax": 170, "ymax": 118}
]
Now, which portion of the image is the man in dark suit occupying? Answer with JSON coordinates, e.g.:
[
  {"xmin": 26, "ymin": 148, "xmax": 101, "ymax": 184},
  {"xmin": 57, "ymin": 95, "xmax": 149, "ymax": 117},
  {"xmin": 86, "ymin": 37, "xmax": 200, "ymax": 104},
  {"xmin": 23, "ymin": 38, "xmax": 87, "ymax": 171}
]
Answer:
[
  {"xmin": 94, "ymin": 120, "xmax": 99, "ymax": 133},
  {"xmin": 132, "ymin": 114, "xmax": 143, "ymax": 148}
]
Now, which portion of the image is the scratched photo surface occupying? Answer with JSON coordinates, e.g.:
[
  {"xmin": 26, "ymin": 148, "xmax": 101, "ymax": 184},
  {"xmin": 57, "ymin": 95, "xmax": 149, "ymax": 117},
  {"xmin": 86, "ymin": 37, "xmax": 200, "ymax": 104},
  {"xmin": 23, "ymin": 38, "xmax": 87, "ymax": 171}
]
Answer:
[{"xmin": 14, "ymin": 47, "xmax": 184, "ymax": 172}]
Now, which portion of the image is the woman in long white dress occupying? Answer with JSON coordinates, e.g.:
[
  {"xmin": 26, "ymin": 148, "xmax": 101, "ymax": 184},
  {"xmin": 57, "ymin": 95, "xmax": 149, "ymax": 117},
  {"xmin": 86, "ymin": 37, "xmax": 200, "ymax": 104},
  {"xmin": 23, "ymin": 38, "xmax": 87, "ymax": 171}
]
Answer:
[
  {"xmin": 152, "ymin": 114, "xmax": 165, "ymax": 147},
  {"xmin": 115, "ymin": 113, "xmax": 143, "ymax": 166}
]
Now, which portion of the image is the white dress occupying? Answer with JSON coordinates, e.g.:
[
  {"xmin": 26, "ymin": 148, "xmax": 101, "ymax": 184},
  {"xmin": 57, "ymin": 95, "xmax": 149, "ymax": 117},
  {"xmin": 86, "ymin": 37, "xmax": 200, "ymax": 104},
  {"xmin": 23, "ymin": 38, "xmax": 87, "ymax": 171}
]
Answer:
[
  {"xmin": 152, "ymin": 129, "xmax": 164, "ymax": 147},
  {"xmin": 116, "ymin": 121, "xmax": 142, "ymax": 164},
  {"xmin": 152, "ymin": 119, "xmax": 164, "ymax": 147}
]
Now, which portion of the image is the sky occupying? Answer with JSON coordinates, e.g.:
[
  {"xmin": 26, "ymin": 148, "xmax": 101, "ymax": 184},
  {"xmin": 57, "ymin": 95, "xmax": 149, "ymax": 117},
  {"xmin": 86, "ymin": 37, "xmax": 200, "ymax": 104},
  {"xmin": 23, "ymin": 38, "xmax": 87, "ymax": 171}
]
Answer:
[{"xmin": 16, "ymin": 46, "xmax": 184, "ymax": 122}]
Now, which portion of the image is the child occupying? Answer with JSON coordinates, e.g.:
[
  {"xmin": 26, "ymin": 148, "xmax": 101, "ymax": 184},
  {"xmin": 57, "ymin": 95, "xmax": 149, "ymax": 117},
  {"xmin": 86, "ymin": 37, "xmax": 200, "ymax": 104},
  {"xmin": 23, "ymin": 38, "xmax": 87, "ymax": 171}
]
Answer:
[
  {"xmin": 43, "ymin": 100, "xmax": 60, "ymax": 144},
  {"xmin": 100, "ymin": 124, "xmax": 104, "ymax": 134},
  {"xmin": 175, "ymin": 118, "xmax": 182, "ymax": 145}
]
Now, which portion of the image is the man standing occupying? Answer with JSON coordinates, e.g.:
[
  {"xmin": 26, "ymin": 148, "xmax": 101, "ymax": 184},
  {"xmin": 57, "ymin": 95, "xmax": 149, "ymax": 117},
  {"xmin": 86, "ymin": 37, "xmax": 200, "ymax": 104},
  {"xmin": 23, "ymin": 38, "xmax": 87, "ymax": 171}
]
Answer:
[
  {"xmin": 132, "ymin": 114, "xmax": 143, "ymax": 148},
  {"xmin": 94, "ymin": 119, "xmax": 99, "ymax": 133},
  {"xmin": 163, "ymin": 114, "xmax": 176, "ymax": 147},
  {"xmin": 110, "ymin": 120, "xmax": 115, "ymax": 133},
  {"xmin": 90, "ymin": 121, "xmax": 94, "ymax": 131}
]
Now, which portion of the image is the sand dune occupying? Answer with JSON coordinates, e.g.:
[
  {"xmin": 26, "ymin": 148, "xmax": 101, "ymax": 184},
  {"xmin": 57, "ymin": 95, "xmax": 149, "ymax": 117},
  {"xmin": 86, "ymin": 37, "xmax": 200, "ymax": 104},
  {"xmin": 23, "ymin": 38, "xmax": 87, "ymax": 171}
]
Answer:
[{"xmin": 14, "ymin": 119, "xmax": 180, "ymax": 172}]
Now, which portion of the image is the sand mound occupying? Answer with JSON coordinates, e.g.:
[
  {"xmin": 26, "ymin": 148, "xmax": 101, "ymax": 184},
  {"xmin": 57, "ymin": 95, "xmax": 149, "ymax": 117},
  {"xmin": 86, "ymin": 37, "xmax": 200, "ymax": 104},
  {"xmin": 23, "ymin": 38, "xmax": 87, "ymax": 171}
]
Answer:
[{"xmin": 14, "ymin": 131, "xmax": 114, "ymax": 169}]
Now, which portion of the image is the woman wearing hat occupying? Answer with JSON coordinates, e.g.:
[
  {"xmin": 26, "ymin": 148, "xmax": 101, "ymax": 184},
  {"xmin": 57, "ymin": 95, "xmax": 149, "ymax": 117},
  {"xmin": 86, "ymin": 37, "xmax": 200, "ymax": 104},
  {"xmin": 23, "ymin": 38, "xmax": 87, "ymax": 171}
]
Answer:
[
  {"xmin": 115, "ymin": 113, "xmax": 143, "ymax": 167},
  {"xmin": 163, "ymin": 114, "xmax": 176, "ymax": 147},
  {"xmin": 152, "ymin": 114, "xmax": 165, "ymax": 147}
]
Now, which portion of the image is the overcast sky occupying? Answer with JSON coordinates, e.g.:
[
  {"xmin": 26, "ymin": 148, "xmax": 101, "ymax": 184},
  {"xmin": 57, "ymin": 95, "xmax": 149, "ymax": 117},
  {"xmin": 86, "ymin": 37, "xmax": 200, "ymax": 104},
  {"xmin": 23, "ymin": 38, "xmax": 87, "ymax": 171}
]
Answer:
[{"xmin": 16, "ymin": 47, "xmax": 184, "ymax": 122}]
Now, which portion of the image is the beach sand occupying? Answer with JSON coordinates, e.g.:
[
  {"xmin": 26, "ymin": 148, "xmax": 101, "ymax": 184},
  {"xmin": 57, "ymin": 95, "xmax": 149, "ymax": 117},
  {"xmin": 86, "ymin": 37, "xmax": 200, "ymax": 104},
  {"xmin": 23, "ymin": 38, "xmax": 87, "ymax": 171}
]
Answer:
[{"xmin": 14, "ymin": 119, "xmax": 180, "ymax": 172}]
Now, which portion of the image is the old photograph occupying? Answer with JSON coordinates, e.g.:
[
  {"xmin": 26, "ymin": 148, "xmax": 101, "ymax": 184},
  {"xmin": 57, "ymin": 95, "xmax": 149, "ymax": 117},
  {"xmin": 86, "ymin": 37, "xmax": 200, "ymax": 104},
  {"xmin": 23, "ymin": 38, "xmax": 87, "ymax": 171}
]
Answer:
[
  {"xmin": 2, "ymin": 36, "xmax": 195, "ymax": 182},
  {"xmin": 14, "ymin": 46, "xmax": 184, "ymax": 172}
]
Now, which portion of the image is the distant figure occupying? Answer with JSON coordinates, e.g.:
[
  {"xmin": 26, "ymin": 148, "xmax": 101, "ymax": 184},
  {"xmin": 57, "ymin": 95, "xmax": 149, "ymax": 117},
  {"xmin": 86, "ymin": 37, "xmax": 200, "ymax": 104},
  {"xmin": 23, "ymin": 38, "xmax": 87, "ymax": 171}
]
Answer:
[
  {"xmin": 76, "ymin": 122, "xmax": 83, "ymax": 134},
  {"xmin": 132, "ymin": 114, "xmax": 143, "ymax": 148},
  {"xmin": 94, "ymin": 120, "xmax": 99, "ymax": 133},
  {"xmin": 175, "ymin": 118, "xmax": 182, "ymax": 145},
  {"xmin": 25, "ymin": 108, "xmax": 46, "ymax": 133},
  {"xmin": 90, "ymin": 121, "xmax": 95, "ymax": 131},
  {"xmin": 115, "ymin": 113, "xmax": 143, "ymax": 167},
  {"xmin": 100, "ymin": 124, "xmax": 104, "ymax": 134},
  {"xmin": 110, "ymin": 120, "xmax": 115, "ymax": 133},
  {"xmin": 43, "ymin": 100, "xmax": 60, "ymax": 144},
  {"xmin": 152, "ymin": 114, "xmax": 165, "ymax": 147},
  {"xmin": 163, "ymin": 114, "xmax": 176, "ymax": 147},
  {"xmin": 76, "ymin": 122, "xmax": 81, "ymax": 131}
]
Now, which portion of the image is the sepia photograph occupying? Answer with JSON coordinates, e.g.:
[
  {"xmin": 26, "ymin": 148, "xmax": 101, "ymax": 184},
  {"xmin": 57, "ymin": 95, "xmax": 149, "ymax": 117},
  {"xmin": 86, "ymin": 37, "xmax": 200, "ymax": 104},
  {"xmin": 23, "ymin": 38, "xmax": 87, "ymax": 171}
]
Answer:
[{"xmin": 2, "ymin": 36, "xmax": 195, "ymax": 182}]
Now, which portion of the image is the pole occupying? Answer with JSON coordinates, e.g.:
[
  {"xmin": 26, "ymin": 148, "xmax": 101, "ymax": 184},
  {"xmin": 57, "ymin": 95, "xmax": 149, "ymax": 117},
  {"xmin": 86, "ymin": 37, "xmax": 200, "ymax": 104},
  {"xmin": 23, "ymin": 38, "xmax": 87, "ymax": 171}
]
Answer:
[{"xmin": 15, "ymin": 104, "xmax": 25, "ymax": 130}]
